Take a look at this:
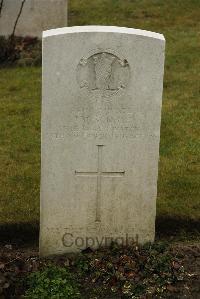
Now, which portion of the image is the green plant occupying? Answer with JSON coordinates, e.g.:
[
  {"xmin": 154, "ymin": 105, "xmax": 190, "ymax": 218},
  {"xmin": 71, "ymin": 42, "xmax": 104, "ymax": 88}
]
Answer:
[
  {"xmin": 23, "ymin": 266, "xmax": 81, "ymax": 299},
  {"xmin": 75, "ymin": 255, "xmax": 90, "ymax": 274},
  {"xmin": 74, "ymin": 242, "xmax": 186, "ymax": 298}
]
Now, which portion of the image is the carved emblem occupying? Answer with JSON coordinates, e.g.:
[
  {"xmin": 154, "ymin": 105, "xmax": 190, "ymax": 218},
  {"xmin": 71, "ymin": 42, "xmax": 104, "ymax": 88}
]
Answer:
[{"xmin": 77, "ymin": 52, "xmax": 130, "ymax": 96}]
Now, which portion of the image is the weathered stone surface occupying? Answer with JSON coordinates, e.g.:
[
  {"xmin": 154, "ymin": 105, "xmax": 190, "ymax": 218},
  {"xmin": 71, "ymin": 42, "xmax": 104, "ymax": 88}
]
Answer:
[
  {"xmin": 40, "ymin": 26, "xmax": 165, "ymax": 256},
  {"xmin": 0, "ymin": 0, "xmax": 68, "ymax": 37}
]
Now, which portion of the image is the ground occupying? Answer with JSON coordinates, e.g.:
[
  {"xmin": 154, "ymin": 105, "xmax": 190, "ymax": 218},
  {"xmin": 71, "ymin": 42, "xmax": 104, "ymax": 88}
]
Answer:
[
  {"xmin": 0, "ymin": 0, "xmax": 199, "ymax": 298},
  {"xmin": 0, "ymin": 242, "xmax": 200, "ymax": 298}
]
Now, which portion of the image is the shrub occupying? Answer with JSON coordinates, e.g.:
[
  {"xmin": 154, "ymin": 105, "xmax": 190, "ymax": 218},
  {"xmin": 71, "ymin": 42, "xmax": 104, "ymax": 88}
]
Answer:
[{"xmin": 0, "ymin": 36, "xmax": 19, "ymax": 64}]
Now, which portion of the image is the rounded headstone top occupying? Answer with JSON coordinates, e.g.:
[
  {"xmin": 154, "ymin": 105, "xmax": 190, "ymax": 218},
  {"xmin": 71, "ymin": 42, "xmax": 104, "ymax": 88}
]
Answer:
[{"xmin": 43, "ymin": 25, "xmax": 165, "ymax": 42}]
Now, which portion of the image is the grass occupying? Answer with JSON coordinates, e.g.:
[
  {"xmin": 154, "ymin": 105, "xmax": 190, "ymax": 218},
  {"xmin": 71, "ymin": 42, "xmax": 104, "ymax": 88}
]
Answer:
[
  {"xmin": 0, "ymin": 0, "xmax": 199, "ymax": 233},
  {"xmin": 0, "ymin": 67, "xmax": 41, "ymax": 225}
]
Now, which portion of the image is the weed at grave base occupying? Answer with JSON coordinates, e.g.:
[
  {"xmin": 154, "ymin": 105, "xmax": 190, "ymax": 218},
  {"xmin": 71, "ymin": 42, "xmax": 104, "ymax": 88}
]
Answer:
[{"xmin": 12, "ymin": 242, "xmax": 191, "ymax": 299}]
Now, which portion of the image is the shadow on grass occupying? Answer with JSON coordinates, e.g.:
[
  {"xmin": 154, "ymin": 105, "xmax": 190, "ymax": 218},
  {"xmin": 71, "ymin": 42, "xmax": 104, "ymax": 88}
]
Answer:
[
  {"xmin": 0, "ymin": 217, "xmax": 199, "ymax": 246},
  {"xmin": 0, "ymin": 222, "xmax": 39, "ymax": 247},
  {"xmin": 156, "ymin": 216, "xmax": 200, "ymax": 241}
]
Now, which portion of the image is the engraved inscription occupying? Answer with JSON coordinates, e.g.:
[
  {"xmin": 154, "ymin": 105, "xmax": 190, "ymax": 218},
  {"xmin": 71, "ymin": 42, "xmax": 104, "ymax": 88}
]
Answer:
[
  {"xmin": 51, "ymin": 102, "xmax": 159, "ymax": 140},
  {"xmin": 77, "ymin": 52, "xmax": 130, "ymax": 96},
  {"xmin": 75, "ymin": 145, "xmax": 125, "ymax": 222}
]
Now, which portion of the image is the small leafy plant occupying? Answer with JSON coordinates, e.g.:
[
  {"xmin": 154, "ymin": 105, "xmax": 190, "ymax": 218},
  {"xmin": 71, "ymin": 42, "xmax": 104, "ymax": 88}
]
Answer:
[
  {"xmin": 72, "ymin": 242, "xmax": 186, "ymax": 298},
  {"xmin": 23, "ymin": 265, "xmax": 81, "ymax": 299},
  {"xmin": 18, "ymin": 242, "xmax": 187, "ymax": 298}
]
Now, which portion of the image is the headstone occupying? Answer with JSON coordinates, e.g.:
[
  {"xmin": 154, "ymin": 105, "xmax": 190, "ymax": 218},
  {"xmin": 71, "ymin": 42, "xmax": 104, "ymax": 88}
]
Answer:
[
  {"xmin": 40, "ymin": 26, "xmax": 165, "ymax": 256},
  {"xmin": 0, "ymin": 0, "xmax": 68, "ymax": 38}
]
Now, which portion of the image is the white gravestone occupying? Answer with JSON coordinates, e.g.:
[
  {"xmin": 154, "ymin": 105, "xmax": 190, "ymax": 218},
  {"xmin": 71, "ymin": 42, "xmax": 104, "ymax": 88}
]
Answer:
[
  {"xmin": 0, "ymin": 0, "xmax": 68, "ymax": 38},
  {"xmin": 40, "ymin": 26, "xmax": 165, "ymax": 256}
]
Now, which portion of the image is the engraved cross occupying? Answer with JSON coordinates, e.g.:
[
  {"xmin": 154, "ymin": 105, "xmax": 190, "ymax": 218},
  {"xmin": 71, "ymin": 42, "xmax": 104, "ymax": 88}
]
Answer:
[{"xmin": 75, "ymin": 145, "xmax": 125, "ymax": 222}]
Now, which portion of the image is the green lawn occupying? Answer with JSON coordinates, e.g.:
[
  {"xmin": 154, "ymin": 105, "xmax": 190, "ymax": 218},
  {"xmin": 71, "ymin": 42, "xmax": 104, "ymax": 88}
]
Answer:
[
  {"xmin": 0, "ymin": 0, "xmax": 199, "ymax": 231},
  {"xmin": 0, "ymin": 67, "xmax": 41, "ymax": 225}
]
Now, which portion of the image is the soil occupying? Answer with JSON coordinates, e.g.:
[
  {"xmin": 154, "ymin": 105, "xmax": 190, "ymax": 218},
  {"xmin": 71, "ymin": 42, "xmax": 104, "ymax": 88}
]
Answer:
[
  {"xmin": 170, "ymin": 243, "xmax": 200, "ymax": 298},
  {"xmin": 0, "ymin": 242, "xmax": 199, "ymax": 299}
]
